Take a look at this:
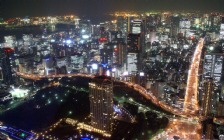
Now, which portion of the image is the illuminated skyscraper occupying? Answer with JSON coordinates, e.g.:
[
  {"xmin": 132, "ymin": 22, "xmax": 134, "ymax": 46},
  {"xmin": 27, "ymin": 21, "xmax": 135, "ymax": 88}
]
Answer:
[
  {"xmin": 131, "ymin": 20, "xmax": 142, "ymax": 34},
  {"xmin": 220, "ymin": 17, "xmax": 224, "ymax": 39},
  {"xmin": 170, "ymin": 16, "xmax": 180, "ymax": 37},
  {"xmin": 89, "ymin": 77, "xmax": 113, "ymax": 133},
  {"xmin": 202, "ymin": 78, "xmax": 214, "ymax": 116},
  {"xmin": 117, "ymin": 16, "xmax": 127, "ymax": 36},
  {"xmin": 101, "ymin": 42, "xmax": 126, "ymax": 68},
  {"xmin": 127, "ymin": 33, "xmax": 141, "ymax": 53},
  {"xmin": 216, "ymin": 101, "xmax": 224, "ymax": 116},
  {"xmin": 202, "ymin": 53, "xmax": 224, "ymax": 114},
  {"xmin": 0, "ymin": 48, "xmax": 14, "ymax": 85}
]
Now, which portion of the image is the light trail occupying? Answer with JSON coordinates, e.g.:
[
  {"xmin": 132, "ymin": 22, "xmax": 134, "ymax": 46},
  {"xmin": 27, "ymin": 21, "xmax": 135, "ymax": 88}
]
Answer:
[{"xmin": 183, "ymin": 38, "xmax": 204, "ymax": 114}]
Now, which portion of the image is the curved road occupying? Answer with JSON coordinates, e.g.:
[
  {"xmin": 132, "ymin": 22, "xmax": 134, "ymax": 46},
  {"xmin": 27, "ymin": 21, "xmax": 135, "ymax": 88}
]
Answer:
[
  {"xmin": 16, "ymin": 70, "xmax": 205, "ymax": 139},
  {"xmin": 16, "ymin": 71, "xmax": 205, "ymax": 120}
]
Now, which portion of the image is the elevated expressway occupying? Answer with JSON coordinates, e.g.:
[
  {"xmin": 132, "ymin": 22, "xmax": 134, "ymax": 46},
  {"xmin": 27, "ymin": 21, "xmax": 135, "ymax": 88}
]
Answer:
[{"xmin": 183, "ymin": 38, "xmax": 204, "ymax": 114}]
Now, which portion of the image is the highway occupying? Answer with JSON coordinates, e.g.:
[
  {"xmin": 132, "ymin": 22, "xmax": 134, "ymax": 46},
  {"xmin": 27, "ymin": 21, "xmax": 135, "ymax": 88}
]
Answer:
[
  {"xmin": 16, "ymin": 71, "xmax": 206, "ymax": 120},
  {"xmin": 153, "ymin": 118, "xmax": 202, "ymax": 140},
  {"xmin": 16, "ymin": 44, "xmax": 206, "ymax": 140},
  {"xmin": 183, "ymin": 38, "xmax": 204, "ymax": 114},
  {"xmin": 16, "ymin": 71, "xmax": 94, "ymax": 80}
]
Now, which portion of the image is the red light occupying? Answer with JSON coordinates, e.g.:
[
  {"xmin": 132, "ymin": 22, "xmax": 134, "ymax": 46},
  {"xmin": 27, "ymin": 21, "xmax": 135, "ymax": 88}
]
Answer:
[
  {"xmin": 99, "ymin": 37, "xmax": 107, "ymax": 42},
  {"xmin": 4, "ymin": 48, "xmax": 13, "ymax": 53},
  {"xmin": 114, "ymin": 48, "xmax": 118, "ymax": 52}
]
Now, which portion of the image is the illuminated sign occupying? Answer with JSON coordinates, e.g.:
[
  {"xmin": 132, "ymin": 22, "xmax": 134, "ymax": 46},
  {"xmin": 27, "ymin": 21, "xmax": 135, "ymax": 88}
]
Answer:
[
  {"xmin": 92, "ymin": 64, "xmax": 98, "ymax": 70},
  {"xmin": 81, "ymin": 138, "xmax": 90, "ymax": 140},
  {"xmin": 82, "ymin": 35, "xmax": 90, "ymax": 39},
  {"xmin": 139, "ymin": 72, "xmax": 144, "ymax": 76}
]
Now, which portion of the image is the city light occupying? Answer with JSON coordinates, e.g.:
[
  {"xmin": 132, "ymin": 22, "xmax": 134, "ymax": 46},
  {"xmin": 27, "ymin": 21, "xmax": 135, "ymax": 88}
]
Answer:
[
  {"xmin": 66, "ymin": 39, "xmax": 72, "ymax": 44},
  {"xmin": 1, "ymin": 8, "xmax": 224, "ymax": 140},
  {"xmin": 10, "ymin": 88, "xmax": 29, "ymax": 98},
  {"xmin": 82, "ymin": 35, "xmax": 90, "ymax": 39},
  {"xmin": 139, "ymin": 72, "xmax": 144, "ymax": 76},
  {"xmin": 91, "ymin": 64, "xmax": 98, "ymax": 70}
]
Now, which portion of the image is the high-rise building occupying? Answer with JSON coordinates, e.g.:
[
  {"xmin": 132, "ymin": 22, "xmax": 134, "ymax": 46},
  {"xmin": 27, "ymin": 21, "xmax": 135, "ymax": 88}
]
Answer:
[
  {"xmin": 205, "ymin": 123, "xmax": 214, "ymax": 140},
  {"xmin": 202, "ymin": 78, "xmax": 214, "ymax": 116},
  {"xmin": 116, "ymin": 16, "xmax": 127, "ymax": 37},
  {"xmin": 220, "ymin": 17, "xmax": 224, "ymax": 39},
  {"xmin": 100, "ymin": 43, "xmax": 113, "ymax": 66},
  {"xmin": 127, "ymin": 33, "xmax": 141, "ymax": 53},
  {"xmin": 170, "ymin": 16, "xmax": 180, "ymax": 37},
  {"xmin": 0, "ymin": 48, "xmax": 14, "ymax": 85},
  {"xmin": 216, "ymin": 101, "xmax": 224, "ymax": 116},
  {"xmin": 127, "ymin": 16, "xmax": 134, "ymax": 33},
  {"xmin": 131, "ymin": 20, "xmax": 142, "ymax": 34},
  {"xmin": 89, "ymin": 77, "xmax": 114, "ymax": 133},
  {"xmin": 127, "ymin": 53, "xmax": 138, "ymax": 74},
  {"xmin": 145, "ymin": 15, "xmax": 155, "ymax": 29},
  {"xmin": 116, "ymin": 43, "xmax": 126, "ymax": 67},
  {"xmin": 108, "ymin": 31, "xmax": 123, "ymax": 43},
  {"xmin": 179, "ymin": 19, "xmax": 191, "ymax": 37},
  {"xmin": 202, "ymin": 54, "xmax": 224, "ymax": 108},
  {"xmin": 79, "ymin": 19, "xmax": 92, "ymax": 35},
  {"xmin": 127, "ymin": 33, "xmax": 142, "ymax": 72}
]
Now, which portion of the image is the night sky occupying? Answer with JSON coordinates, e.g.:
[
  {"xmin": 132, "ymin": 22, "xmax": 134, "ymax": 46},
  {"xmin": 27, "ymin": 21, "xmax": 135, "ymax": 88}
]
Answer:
[{"xmin": 1, "ymin": 0, "xmax": 224, "ymax": 22}]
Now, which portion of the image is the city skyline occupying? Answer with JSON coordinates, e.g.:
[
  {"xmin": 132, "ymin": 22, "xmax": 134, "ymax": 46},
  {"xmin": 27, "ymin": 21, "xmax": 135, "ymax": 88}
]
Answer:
[
  {"xmin": 0, "ymin": 3, "xmax": 224, "ymax": 139},
  {"xmin": 1, "ymin": 0, "xmax": 224, "ymax": 23}
]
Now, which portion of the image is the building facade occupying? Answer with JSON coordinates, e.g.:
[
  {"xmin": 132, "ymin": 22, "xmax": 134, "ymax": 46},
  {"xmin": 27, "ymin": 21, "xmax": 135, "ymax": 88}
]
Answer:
[{"xmin": 89, "ymin": 77, "xmax": 113, "ymax": 133}]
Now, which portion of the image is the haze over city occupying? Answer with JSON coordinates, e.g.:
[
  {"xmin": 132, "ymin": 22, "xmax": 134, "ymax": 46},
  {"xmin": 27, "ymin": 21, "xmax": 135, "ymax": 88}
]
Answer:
[{"xmin": 1, "ymin": 0, "xmax": 224, "ymax": 22}]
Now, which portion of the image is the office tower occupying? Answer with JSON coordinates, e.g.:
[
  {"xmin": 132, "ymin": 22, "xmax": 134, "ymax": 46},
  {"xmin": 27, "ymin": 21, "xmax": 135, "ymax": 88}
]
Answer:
[
  {"xmin": 127, "ymin": 16, "xmax": 134, "ymax": 33},
  {"xmin": 100, "ymin": 43, "xmax": 113, "ymax": 68},
  {"xmin": 205, "ymin": 123, "xmax": 214, "ymax": 140},
  {"xmin": 210, "ymin": 14, "xmax": 221, "ymax": 27},
  {"xmin": 145, "ymin": 15, "xmax": 155, "ymax": 29},
  {"xmin": 89, "ymin": 77, "xmax": 113, "ymax": 133},
  {"xmin": 100, "ymin": 42, "xmax": 126, "ymax": 74},
  {"xmin": 0, "ymin": 48, "xmax": 14, "ymax": 85},
  {"xmin": 220, "ymin": 17, "xmax": 224, "ymax": 39},
  {"xmin": 202, "ymin": 53, "xmax": 224, "ymax": 114},
  {"xmin": 202, "ymin": 78, "xmax": 214, "ymax": 116},
  {"xmin": 23, "ymin": 34, "xmax": 33, "ymax": 46},
  {"xmin": 79, "ymin": 19, "xmax": 92, "ymax": 35},
  {"xmin": 117, "ymin": 16, "xmax": 127, "ymax": 36},
  {"xmin": 116, "ymin": 42, "xmax": 126, "ymax": 67},
  {"xmin": 127, "ymin": 33, "xmax": 141, "ymax": 73},
  {"xmin": 127, "ymin": 53, "xmax": 138, "ymax": 74},
  {"xmin": 179, "ymin": 19, "xmax": 191, "ymax": 37},
  {"xmin": 131, "ymin": 20, "xmax": 142, "ymax": 34},
  {"xmin": 170, "ymin": 16, "xmax": 180, "ymax": 37},
  {"xmin": 42, "ymin": 56, "xmax": 55, "ymax": 75},
  {"xmin": 127, "ymin": 33, "xmax": 141, "ymax": 53},
  {"xmin": 216, "ymin": 101, "xmax": 224, "ymax": 116},
  {"xmin": 4, "ymin": 36, "xmax": 16, "ymax": 48},
  {"xmin": 108, "ymin": 31, "xmax": 123, "ymax": 43}
]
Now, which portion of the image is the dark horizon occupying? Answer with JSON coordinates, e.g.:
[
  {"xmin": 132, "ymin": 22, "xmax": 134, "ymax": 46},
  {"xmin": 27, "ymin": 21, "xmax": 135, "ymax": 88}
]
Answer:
[{"xmin": 1, "ymin": 0, "xmax": 224, "ymax": 23}]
